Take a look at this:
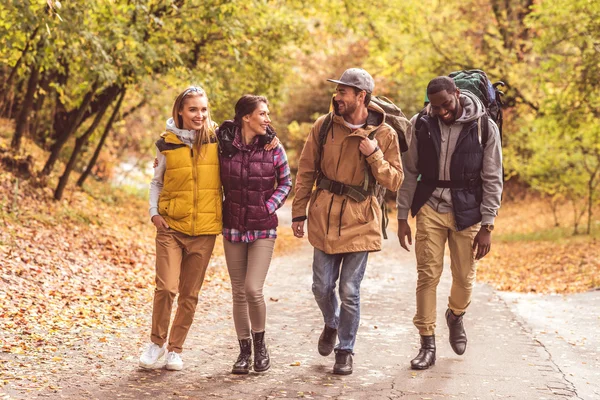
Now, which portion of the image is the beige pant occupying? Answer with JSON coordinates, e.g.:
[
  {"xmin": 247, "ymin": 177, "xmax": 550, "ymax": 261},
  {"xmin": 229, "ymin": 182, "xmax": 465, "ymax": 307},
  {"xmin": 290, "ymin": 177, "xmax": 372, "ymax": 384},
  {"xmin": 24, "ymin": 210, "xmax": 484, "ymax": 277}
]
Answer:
[
  {"xmin": 413, "ymin": 204, "xmax": 479, "ymax": 336},
  {"xmin": 223, "ymin": 238, "xmax": 275, "ymax": 339},
  {"xmin": 151, "ymin": 229, "xmax": 216, "ymax": 353}
]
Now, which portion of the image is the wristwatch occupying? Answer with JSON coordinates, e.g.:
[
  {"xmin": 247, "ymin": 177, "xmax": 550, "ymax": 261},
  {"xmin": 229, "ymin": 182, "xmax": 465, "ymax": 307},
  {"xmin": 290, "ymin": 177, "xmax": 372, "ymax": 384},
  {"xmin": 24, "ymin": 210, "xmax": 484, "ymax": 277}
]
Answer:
[{"xmin": 482, "ymin": 224, "xmax": 494, "ymax": 232}]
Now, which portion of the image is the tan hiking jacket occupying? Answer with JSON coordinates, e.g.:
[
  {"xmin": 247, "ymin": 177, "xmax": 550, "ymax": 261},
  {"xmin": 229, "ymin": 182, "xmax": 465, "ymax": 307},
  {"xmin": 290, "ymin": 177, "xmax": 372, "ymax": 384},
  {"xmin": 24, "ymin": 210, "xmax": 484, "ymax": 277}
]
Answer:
[{"xmin": 292, "ymin": 103, "xmax": 404, "ymax": 254}]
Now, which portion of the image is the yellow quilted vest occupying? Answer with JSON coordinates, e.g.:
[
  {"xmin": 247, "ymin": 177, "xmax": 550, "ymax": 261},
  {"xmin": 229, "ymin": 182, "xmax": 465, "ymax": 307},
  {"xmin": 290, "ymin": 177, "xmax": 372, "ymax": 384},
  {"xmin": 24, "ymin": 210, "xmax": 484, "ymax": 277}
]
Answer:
[{"xmin": 157, "ymin": 131, "xmax": 222, "ymax": 236}]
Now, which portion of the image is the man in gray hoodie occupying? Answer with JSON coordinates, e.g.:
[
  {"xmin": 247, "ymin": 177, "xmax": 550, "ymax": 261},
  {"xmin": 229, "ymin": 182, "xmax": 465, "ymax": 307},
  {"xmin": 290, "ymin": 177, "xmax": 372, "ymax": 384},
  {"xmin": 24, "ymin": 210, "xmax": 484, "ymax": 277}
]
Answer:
[{"xmin": 396, "ymin": 76, "xmax": 503, "ymax": 370}]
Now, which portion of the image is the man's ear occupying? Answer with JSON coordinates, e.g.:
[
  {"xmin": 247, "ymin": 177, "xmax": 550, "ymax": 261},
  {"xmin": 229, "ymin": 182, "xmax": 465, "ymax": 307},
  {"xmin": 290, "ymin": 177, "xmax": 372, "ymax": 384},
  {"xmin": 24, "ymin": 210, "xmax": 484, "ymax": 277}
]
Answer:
[{"xmin": 358, "ymin": 90, "xmax": 366, "ymax": 104}]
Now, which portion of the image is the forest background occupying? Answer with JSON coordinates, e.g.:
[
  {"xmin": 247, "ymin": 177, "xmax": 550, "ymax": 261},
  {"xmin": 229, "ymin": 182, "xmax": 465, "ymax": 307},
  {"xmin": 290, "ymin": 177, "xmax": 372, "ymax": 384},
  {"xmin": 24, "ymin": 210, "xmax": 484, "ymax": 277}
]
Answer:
[{"xmin": 0, "ymin": 0, "xmax": 599, "ymax": 379}]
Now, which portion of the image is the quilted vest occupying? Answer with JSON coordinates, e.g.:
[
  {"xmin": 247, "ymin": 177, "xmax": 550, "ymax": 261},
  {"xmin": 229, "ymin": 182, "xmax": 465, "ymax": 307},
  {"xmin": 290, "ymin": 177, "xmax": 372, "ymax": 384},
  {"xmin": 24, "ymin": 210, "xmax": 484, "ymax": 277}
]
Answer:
[
  {"xmin": 220, "ymin": 130, "xmax": 277, "ymax": 232},
  {"xmin": 411, "ymin": 115, "xmax": 484, "ymax": 231},
  {"xmin": 156, "ymin": 131, "xmax": 222, "ymax": 236}
]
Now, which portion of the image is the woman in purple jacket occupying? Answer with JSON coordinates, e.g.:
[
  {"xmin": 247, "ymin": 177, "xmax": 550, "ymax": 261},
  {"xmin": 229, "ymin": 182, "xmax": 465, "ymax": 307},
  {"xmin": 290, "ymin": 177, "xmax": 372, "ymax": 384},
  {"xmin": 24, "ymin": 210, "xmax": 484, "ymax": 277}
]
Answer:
[{"xmin": 217, "ymin": 95, "xmax": 292, "ymax": 374}]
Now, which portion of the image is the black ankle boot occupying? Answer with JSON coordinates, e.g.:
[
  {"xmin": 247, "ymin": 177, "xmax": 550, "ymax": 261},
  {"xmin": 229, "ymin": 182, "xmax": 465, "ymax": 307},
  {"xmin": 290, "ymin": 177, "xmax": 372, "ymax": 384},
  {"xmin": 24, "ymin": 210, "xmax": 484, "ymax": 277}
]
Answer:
[
  {"xmin": 252, "ymin": 331, "xmax": 270, "ymax": 372},
  {"xmin": 446, "ymin": 309, "xmax": 467, "ymax": 355},
  {"xmin": 232, "ymin": 338, "xmax": 252, "ymax": 374},
  {"xmin": 410, "ymin": 335, "xmax": 436, "ymax": 370}
]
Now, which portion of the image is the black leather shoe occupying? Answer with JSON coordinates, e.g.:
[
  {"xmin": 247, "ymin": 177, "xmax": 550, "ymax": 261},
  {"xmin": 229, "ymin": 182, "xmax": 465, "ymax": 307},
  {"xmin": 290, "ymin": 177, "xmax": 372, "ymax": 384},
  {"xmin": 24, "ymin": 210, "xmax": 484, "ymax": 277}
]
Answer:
[
  {"xmin": 446, "ymin": 309, "xmax": 467, "ymax": 355},
  {"xmin": 318, "ymin": 325, "xmax": 337, "ymax": 356},
  {"xmin": 252, "ymin": 331, "xmax": 270, "ymax": 372},
  {"xmin": 410, "ymin": 335, "xmax": 436, "ymax": 370},
  {"xmin": 232, "ymin": 338, "xmax": 252, "ymax": 374},
  {"xmin": 333, "ymin": 349, "xmax": 353, "ymax": 375}
]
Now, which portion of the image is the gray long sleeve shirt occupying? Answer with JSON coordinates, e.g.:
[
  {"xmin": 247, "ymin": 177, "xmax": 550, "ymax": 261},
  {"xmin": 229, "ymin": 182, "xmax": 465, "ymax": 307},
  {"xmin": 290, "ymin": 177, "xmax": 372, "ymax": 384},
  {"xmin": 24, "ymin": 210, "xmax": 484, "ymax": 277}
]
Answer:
[
  {"xmin": 396, "ymin": 91, "xmax": 503, "ymax": 225},
  {"xmin": 149, "ymin": 118, "xmax": 197, "ymax": 218}
]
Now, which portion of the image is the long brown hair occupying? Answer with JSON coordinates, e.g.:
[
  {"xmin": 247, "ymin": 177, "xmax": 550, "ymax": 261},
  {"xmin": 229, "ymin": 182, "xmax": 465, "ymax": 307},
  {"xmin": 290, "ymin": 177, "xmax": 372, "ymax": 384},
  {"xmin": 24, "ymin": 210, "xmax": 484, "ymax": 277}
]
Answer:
[{"xmin": 172, "ymin": 86, "xmax": 215, "ymax": 157}]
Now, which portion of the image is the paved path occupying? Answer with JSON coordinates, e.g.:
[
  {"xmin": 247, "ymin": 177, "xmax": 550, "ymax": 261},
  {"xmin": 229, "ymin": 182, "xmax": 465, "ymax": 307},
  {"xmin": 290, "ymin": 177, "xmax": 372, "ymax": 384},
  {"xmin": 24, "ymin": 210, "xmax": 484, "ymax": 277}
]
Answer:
[{"xmin": 5, "ymin": 207, "xmax": 597, "ymax": 399}]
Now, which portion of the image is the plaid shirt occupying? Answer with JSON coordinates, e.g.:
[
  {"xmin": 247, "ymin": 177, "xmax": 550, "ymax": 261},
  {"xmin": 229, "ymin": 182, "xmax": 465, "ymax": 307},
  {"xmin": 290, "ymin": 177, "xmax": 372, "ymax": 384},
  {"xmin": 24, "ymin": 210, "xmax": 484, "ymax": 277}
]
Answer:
[{"xmin": 223, "ymin": 144, "xmax": 292, "ymax": 243}]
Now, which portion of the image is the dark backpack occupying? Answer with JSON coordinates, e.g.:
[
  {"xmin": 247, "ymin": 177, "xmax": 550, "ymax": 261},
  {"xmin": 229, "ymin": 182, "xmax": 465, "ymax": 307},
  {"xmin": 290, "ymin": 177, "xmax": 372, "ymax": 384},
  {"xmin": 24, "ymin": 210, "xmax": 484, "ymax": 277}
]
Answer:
[
  {"xmin": 316, "ymin": 96, "xmax": 410, "ymax": 239},
  {"xmin": 418, "ymin": 69, "xmax": 505, "ymax": 194},
  {"xmin": 420, "ymin": 69, "xmax": 504, "ymax": 149},
  {"xmin": 448, "ymin": 69, "xmax": 504, "ymax": 143}
]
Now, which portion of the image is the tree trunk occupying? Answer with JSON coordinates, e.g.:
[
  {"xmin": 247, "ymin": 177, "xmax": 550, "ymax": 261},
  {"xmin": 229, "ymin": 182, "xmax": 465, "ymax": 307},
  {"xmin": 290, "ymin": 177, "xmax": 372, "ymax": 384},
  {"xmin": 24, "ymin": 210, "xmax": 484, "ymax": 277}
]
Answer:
[
  {"xmin": 11, "ymin": 63, "xmax": 40, "ymax": 151},
  {"xmin": 77, "ymin": 90, "xmax": 126, "ymax": 187},
  {"xmin": 30, "ymin": 70, "xmax": 51, "ymax": 142},
  {"xmin": 0, "ymin": 27, "xmax": 39, "ymax": 107},
  {"xmin": 54, "ymin": 99, "xmax": 112, "ymax": 200},
  {"xmin": 586, "ymin": 168, "xmax": 598, "ymax": 235},
  {"xmin": 41, "ymin": 81, "xmax": 99, "ymax": 176}
]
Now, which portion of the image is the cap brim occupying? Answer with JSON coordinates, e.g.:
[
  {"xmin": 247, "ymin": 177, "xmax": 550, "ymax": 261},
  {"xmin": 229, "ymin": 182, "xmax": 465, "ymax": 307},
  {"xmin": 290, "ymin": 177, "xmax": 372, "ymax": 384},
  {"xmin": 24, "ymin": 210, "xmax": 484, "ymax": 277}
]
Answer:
[
  {"xmin": 327, "ymin": 79, "xmax": 348, "ymax": 86},
  {"xmin": 326, "ymin": 79, "xmax": 371, "ymax": 92}
]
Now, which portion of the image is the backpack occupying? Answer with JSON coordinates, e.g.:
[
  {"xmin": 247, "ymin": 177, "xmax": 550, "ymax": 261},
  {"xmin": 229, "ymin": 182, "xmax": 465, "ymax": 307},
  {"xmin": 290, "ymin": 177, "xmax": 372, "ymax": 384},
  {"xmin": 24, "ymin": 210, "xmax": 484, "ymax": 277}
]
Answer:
[
  {"xmin": 448, "ymin": 69, "xmax": 504, "ymax": 143},
  {"xmin": 316, "ymin": 96, "xmax": 410, "ymax": 239},
  {"xmin": 418, "ymin": 69, "xmax": 505, "ymax": 193},
  {"xmin": 420, "ymin": 69, "xmax": 504, "ymax": 149}
]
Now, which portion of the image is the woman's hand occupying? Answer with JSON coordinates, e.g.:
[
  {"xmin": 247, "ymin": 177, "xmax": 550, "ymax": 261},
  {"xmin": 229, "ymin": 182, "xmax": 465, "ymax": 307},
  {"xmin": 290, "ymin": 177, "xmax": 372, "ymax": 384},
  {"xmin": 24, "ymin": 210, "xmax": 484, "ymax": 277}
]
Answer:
[
  {"xmin": 151, "ymin": 215, "xmax": 169, "ymax": 231},
  {"xmin": 264, "ymin": 136, "xmax": 280, "ymax": 151}
]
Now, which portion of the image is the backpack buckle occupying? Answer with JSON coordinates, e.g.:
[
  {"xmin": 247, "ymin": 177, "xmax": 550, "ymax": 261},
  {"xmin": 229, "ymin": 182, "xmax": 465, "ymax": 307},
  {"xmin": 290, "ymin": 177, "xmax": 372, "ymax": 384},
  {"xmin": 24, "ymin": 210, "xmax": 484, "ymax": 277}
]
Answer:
[{"xmin": 329, "ymin": 181, "xmax": 345, "ymax": 196}]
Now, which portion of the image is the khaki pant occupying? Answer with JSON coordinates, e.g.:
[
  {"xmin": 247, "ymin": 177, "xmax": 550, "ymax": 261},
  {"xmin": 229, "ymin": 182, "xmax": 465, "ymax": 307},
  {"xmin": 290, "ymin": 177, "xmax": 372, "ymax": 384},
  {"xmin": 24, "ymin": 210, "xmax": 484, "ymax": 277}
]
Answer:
[
  {"xmin": 151, "ymin": 229, "xmax": 216, "ymax": 353},
  {"xmin": 413, "ymin": 204, "xmax": 479, "ymax": 336},
  {"xmin": 223, "ymin": 238, "xmax": 275, "ymax": 339}
]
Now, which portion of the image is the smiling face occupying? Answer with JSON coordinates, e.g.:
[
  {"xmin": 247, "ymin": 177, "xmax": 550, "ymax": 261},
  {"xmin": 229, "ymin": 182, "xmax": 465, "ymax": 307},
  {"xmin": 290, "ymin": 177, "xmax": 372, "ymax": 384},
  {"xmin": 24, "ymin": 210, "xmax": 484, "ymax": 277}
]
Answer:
[
  {"xmin": 334, "ymin": 84, "xmax": 364, "ymax": 117},
  {"xmin": 428, "ymin": 89, "xmax": 462, "ymax": 125},
  {"xmin": 242, "ymin": 101, "xmax": 271, "ymax": 136},
  {"xmin": 178, "ymin": 94, "xmax": 209, "ymax": 130}
]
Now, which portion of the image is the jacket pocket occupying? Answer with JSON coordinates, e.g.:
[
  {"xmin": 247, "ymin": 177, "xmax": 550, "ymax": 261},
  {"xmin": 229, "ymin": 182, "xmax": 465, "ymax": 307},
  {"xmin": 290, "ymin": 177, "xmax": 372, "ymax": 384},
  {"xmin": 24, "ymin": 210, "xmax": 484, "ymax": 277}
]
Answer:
[
  {"xmin": 349, "ymin": 198, "xmax": 373, "ymax": 224},
  {"xmin": 158, "ymin": 197, "xmax": 171, "ymax": 217},
  {"xmin": 165, "ymin": 197, "xmax": 187, "ymax": 221}
]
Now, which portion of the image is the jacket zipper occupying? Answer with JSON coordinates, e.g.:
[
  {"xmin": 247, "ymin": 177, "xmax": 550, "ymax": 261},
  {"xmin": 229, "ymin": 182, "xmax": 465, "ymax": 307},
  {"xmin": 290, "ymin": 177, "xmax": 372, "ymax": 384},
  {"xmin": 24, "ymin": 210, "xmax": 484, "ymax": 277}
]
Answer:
[
  {"xmin": 436, "ymin": 124, "xmax": 453, "ymax": 213},
  {"xmin": 191, "ymin": 147, "xmax": 198, "ymax": 234}
]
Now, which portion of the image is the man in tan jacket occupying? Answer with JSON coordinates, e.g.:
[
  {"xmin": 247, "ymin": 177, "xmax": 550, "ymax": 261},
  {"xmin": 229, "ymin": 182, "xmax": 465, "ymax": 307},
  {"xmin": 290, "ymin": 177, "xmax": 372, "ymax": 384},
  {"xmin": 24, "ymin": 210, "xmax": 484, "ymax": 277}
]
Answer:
[{"xmin": 292, "ymin": 68, "xmax": 403, "ymax": 375}]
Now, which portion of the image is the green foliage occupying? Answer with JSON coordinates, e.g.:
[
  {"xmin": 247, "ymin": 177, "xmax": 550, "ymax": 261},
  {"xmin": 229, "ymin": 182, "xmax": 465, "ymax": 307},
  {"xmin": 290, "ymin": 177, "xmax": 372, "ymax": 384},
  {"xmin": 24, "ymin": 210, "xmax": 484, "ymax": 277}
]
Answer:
[{"xmin": 1, "ymin": 0, "xmax": 599, "ymax": 234}]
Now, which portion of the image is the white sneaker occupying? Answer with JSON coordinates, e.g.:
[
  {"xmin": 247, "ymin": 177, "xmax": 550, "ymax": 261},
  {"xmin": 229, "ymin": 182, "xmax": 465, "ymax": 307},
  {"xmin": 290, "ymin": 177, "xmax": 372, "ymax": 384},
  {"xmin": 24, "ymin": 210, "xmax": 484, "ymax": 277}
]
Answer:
[
  {"xmin": 166, "ymin": 351, "xmax": 183, "ymax": 371},
  {"xmin": 139, "ymin": 343, "xmax": 166, "ymax": 369}
]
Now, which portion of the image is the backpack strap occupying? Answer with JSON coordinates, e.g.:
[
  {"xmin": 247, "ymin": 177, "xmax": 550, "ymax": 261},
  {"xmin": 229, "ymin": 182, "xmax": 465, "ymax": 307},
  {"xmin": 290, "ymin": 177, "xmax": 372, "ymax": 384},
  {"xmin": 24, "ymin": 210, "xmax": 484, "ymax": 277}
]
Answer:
[
  {"xmin": 316, "ymin": 113, "xmax": 334, "ymax": 182},
  {"xmin": 414, "ymin": 107, "xmax": 428, "ymax": 134},
  {"xmin": 481, "ymin": 115, "xmax": 490, "ymax": 148}
]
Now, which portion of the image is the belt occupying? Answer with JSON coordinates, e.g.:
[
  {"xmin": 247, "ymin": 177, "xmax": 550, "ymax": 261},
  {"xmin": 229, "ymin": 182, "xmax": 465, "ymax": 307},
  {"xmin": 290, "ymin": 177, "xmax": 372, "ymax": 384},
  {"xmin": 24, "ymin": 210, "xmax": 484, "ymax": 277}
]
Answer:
[{"xmin": 317, "ymin": 178, "xmax": 373, "ymax": 202}]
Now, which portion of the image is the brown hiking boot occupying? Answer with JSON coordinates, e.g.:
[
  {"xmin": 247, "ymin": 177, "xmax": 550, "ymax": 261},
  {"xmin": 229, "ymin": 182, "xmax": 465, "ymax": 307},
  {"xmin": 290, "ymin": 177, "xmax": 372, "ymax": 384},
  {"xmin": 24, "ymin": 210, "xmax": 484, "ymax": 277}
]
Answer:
[{"xmin": 318, "ymin": 325, "xmax": 337, "ymax": 356}]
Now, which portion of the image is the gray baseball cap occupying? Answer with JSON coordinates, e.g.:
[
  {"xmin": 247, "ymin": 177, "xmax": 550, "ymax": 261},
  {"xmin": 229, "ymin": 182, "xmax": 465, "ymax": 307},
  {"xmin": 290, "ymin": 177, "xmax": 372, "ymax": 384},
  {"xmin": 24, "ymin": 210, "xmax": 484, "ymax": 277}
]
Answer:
[{"xmin": 327, "ymin": 68, "xmax": 374, "ymax": 93}]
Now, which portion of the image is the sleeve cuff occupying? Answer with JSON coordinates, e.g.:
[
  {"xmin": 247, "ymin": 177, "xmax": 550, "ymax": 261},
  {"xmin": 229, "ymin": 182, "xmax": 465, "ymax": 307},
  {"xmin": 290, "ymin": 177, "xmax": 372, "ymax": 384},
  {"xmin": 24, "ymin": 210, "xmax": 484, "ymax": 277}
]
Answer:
[
  {"xmin": 266, "ymin": 200, "xmax": 276, "ymax": 215},
  {"xmin": 397, "ymin": 209, "xmax": 409, "ymax": 220},
  {"xmin": 481, "ymin": 216, "xmax": 496, "ymax": 225},
  {"xmin": 150, "ymin": 207, "xmax": 159, "ymax": 219},
  {"xmin": 365, "ymin": 148, "xmax": 384, "ymax": 165},
  {"xmin": 292, "ymin": 216, "xmax": 307, "ymax": 222}
]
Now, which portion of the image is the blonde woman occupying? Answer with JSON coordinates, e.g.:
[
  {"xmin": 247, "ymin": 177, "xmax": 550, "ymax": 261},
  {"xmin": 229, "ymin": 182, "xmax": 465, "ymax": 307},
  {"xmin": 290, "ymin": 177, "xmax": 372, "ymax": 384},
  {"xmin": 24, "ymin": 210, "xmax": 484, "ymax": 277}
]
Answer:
[{"xmin": 140, "ymin": 86, "xmax": 221, "ymax": 371}]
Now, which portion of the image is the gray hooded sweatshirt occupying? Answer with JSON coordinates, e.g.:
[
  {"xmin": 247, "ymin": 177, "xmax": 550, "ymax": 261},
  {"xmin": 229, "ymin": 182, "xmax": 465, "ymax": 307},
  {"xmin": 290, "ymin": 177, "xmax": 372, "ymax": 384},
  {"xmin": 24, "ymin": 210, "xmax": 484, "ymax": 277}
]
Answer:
[{"xmin": 396, "ymin": 91, "xmax": 503, "ymax": 225}]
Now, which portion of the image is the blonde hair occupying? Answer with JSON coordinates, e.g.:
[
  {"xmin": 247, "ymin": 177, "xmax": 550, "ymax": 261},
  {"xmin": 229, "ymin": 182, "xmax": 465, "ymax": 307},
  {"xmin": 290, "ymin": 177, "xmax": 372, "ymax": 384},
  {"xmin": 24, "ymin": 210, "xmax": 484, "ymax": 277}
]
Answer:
[{"xmin": 172, "ymin": 86, "xmax": 215, "ymax": 157}]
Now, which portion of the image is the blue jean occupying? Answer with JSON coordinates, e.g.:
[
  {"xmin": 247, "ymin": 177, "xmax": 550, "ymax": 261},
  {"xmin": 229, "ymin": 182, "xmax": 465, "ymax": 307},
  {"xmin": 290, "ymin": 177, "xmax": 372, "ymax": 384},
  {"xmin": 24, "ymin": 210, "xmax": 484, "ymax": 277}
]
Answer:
[{"xmin": 311, "ymin": 248, "xmax": 369, "ymax": 352}]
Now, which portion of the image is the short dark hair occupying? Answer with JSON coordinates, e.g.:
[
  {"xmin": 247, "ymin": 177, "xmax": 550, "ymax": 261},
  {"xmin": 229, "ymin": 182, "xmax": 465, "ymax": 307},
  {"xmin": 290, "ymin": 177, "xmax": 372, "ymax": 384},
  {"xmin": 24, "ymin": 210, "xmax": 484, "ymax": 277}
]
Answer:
[
  {"xmin": 351, "ymin": 87, "xmax": 371, "ymax": 106},
  {"xmin": 426, "ymin": 76, "xmax": 457, "ymax": 96},
  {"xmin": 234, "ymin": 95, "xmax": 268, "ymax": 126}
]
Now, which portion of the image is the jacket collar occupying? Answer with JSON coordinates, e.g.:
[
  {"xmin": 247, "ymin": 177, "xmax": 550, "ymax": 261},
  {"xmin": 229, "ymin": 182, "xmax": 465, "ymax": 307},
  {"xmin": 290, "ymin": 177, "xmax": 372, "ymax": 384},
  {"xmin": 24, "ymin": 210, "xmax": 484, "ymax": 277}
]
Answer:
[{"xmin": 332, "ymin": 102, "xmax": 386, "ymax": 137}]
